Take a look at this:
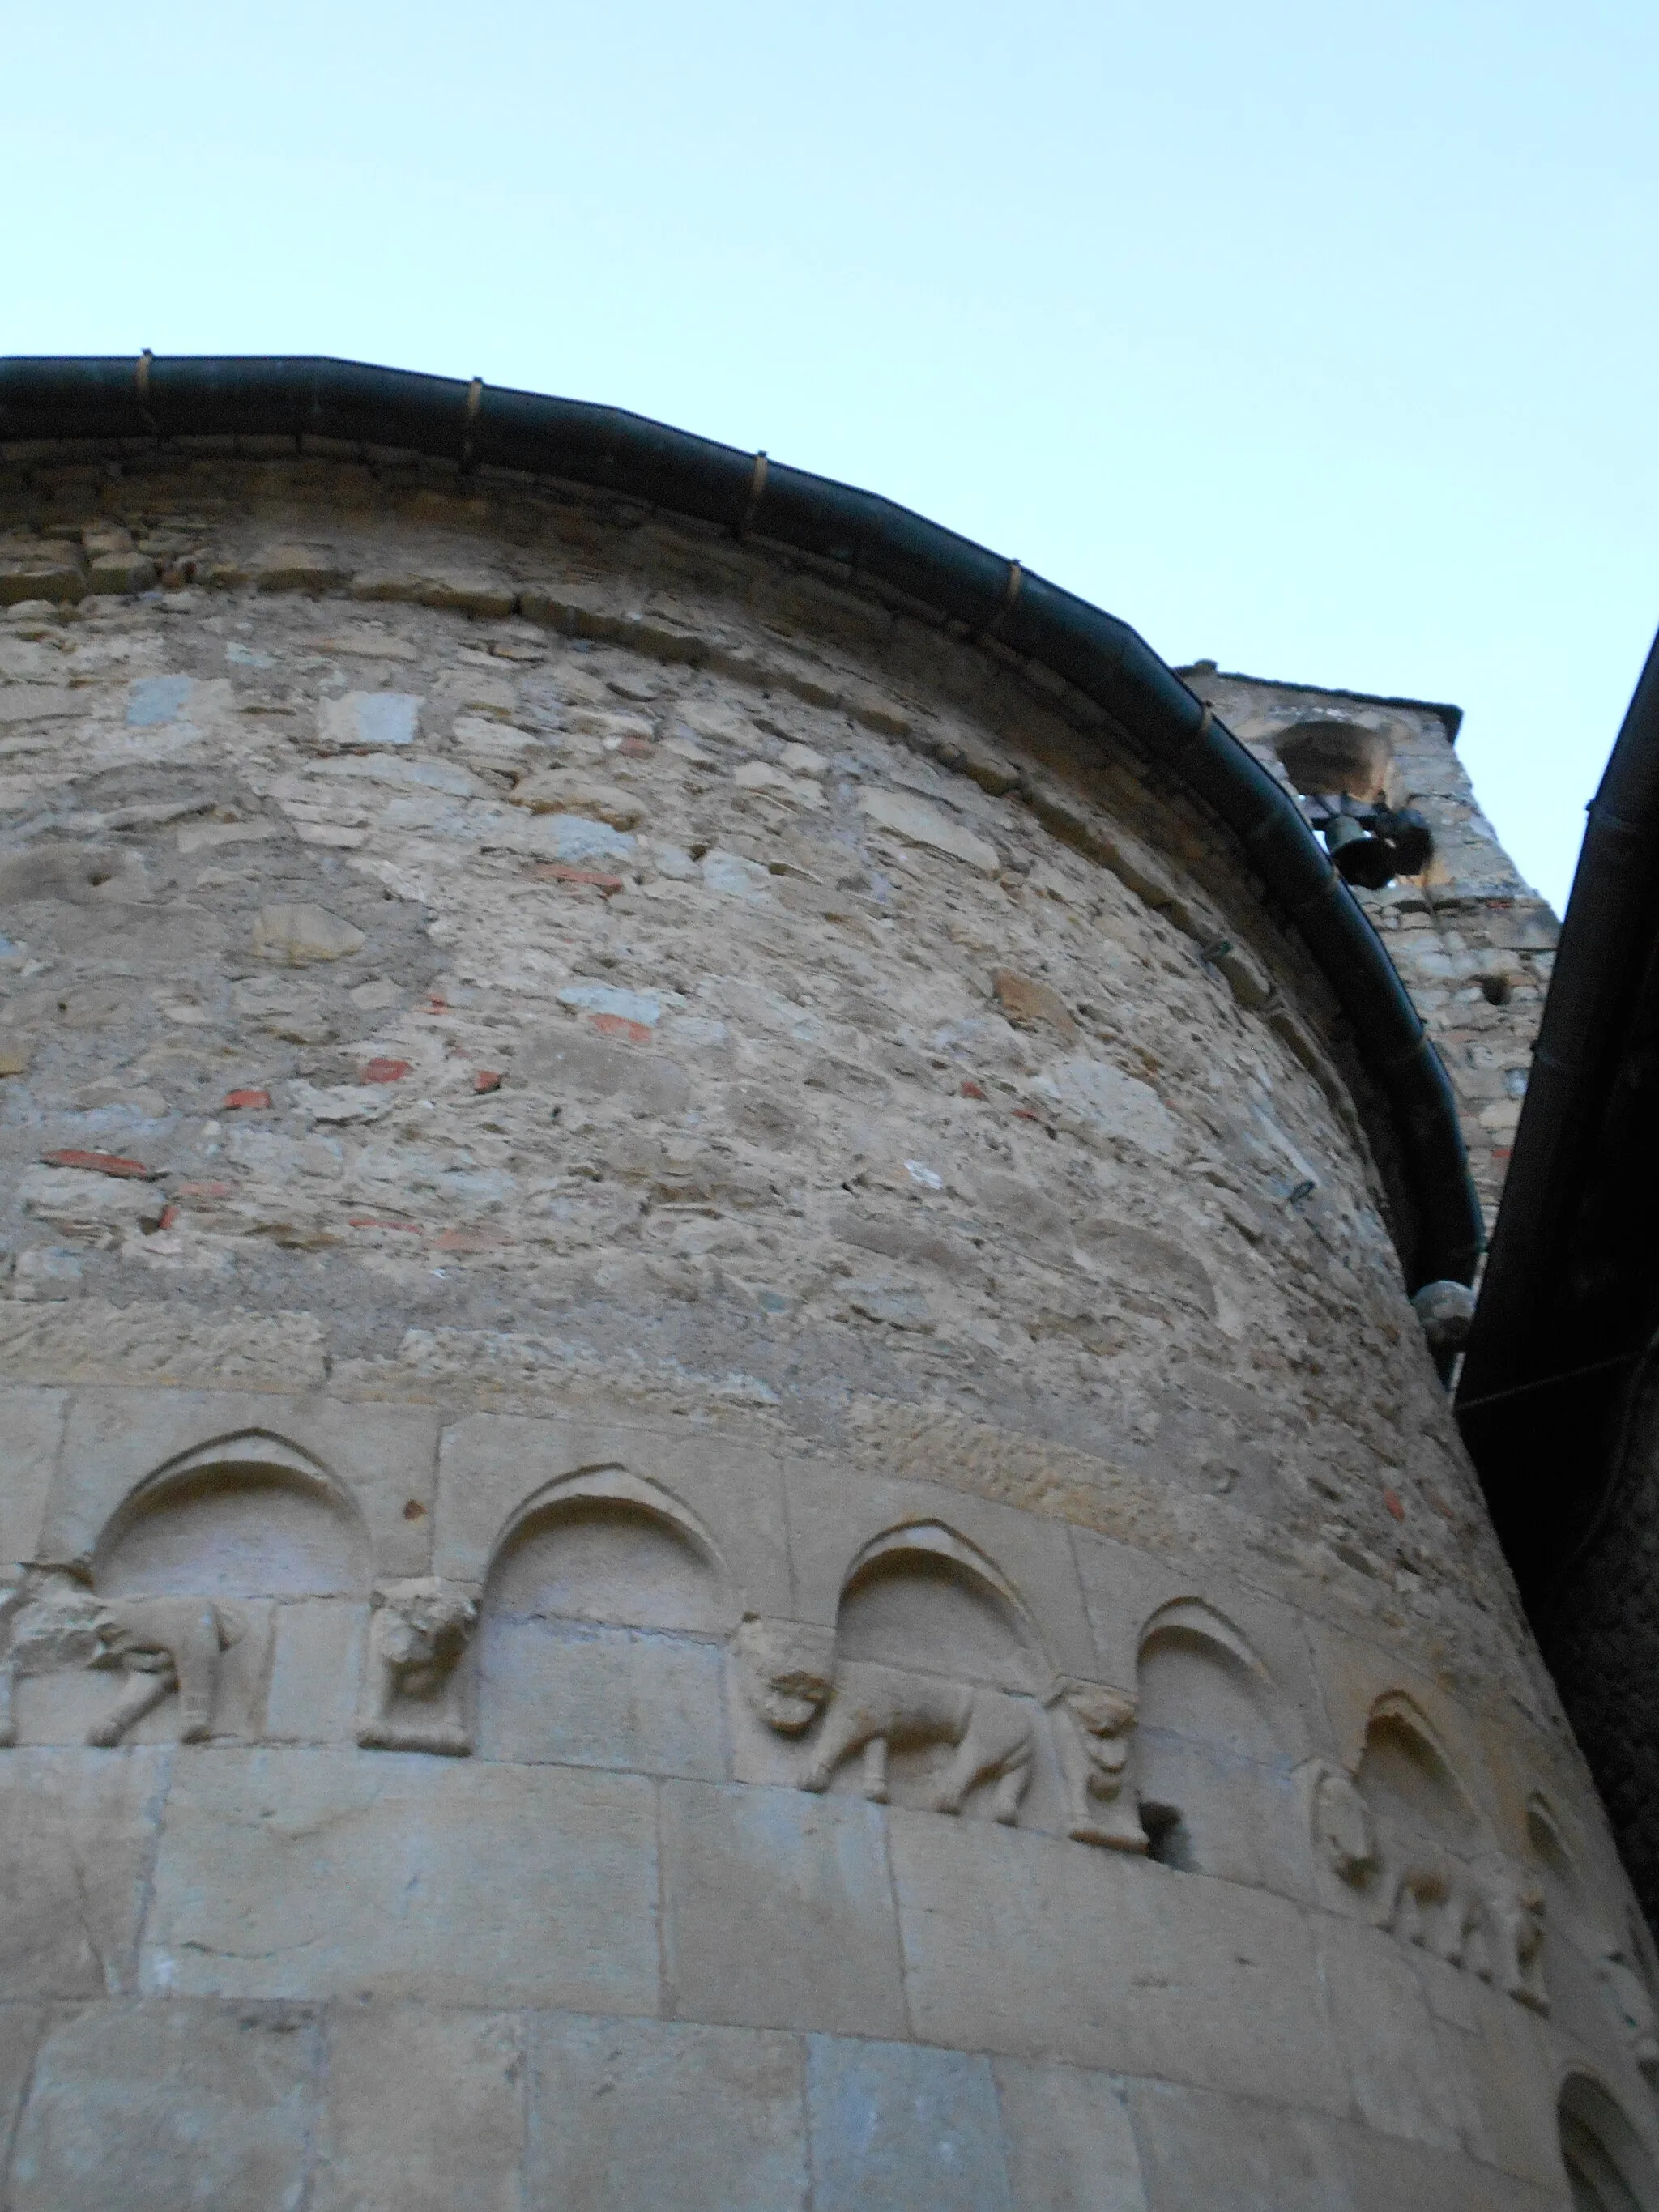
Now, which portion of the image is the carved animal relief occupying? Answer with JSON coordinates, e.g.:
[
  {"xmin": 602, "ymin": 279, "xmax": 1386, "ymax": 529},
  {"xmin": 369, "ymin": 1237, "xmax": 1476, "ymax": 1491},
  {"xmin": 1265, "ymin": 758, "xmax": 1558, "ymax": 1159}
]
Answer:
[
  {"xmin": 357, "ymin": 1578, "xmax": 478, "ymax": 1757},
  {"xmin": 735, "ymin": 1615, "xmax": 1144, "ymax": 1846},
  {"xmin": 0, "ymin": 1572, "xmax": 244, "ymax": 1747},
  {"xmin": 1313, "ymin": 1765, "xmax": 1548, "ymax": 2010}
]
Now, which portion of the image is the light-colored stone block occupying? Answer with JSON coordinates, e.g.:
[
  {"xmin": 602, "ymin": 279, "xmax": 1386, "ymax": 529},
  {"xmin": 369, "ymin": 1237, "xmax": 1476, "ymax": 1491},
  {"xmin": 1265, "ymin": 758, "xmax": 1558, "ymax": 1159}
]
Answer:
[
  {"xmin": 993, "ymin": 2059, "xmax": 1149, "ymax": 2211},
  {"xmin": 0, "ymin": 1386, "xmax": 63, "ymax": 1568},
  {"xmin": 807, "ymin": 2034, "xmax": 1012, "ymax": 2212},
  {"xmin": 530, "ymin": 2010, "xmax": 807, "ymax": 2211},
  {"xmin": 1432, "ymin": 1987, "xmax": 1566, "ymax": 2189},
  {"xmin": 890, "ymin": 1814, "xmax": 1350, "ymax": 2112},
  {"xmin": 0, "ymin": 2004, "xmax": 47, "ymax": 2153},
  {"xmin": 142, "ymin": 1750, "xmax": 659, "ymax": 2009},
  {"xmin": 9, "ymin": 1998, "xmax": 319, "ymax": 2212},
  {"xmin": 1334, "ymin": 2122, "xmax": 1566, "ymax": 2212},
  {"xmin": 476, "ymin": 1616, "xmax": 727, "ymax": 1779},
  {"xmin": 264, "ymin": 1598, "xmax": 368, "ymax": 1743},
  {"xmin": 47, "ymin": 1390, "xmax": 439, "ymax": 1582},
  {"xmin": 313, "ymin": 2002, "xmax": 523, "ymax": 2212},
  {"xmin": 660, "ymin": 1779, "xmax": 908, "ymax": 2036},
  {"xmin": 435, "ymin": 1412, "xmax": 791, "ymax": 1621},
  {"xmin": 0, "ymin": 1748, "xmax": 168, "ymax": 1996},
  {"xmin": 1315, "ymin": 1914, "xmax": 1465, "ymax": 2149},
  {"xmin": 1125, "ymin": 2079, "xmax": 1356, "ymax": 2212}
]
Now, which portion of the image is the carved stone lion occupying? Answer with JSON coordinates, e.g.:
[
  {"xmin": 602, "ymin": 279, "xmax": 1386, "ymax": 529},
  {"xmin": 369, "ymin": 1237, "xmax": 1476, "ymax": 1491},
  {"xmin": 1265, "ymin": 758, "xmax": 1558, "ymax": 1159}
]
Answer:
[
  {"xmin": 356, "ymin": 1577, "xmax": 477, "ymax": 1756},
  {"xmin": 1055, "ymin": 1683, "xmax": 1148, "ymax": 1851}
]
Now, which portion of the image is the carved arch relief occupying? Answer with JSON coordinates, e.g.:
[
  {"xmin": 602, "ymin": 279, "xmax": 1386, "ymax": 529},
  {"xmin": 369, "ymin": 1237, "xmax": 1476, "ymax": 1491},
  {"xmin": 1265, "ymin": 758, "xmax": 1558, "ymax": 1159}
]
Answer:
[
  {"xmin": 736, "ymin": 1521, "xmax": 1146, "ymax": 1848},
  {"xmin": 1559, "ymin": 2074, "xmax": 1659, "ymax": 2212},
  {"xmin": 1133, "ymin": 1598, "xmax": 1294, "ymax": 1886},
  {"xmin": 0, "ymin": 1432, "xmax": 373, "ymax": 1749},
  {"xmin": 1530, "ymin": 1794, "xmax": 1659, "ymax": 2088},
  {"xmin": 1309, "ymin": 1697, "xmax": 1548, "ymax": 2011},
  {"xmin": 475, "ymin": 1467, "xmax": 734, "ymax": 1780}
]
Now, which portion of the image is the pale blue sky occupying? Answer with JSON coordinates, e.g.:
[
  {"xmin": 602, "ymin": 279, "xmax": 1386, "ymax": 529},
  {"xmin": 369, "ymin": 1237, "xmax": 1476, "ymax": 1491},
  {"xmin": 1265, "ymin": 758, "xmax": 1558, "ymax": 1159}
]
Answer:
[{"xmin": 6, "ymin": 0, "xmax": 1653, "ymax": 911}]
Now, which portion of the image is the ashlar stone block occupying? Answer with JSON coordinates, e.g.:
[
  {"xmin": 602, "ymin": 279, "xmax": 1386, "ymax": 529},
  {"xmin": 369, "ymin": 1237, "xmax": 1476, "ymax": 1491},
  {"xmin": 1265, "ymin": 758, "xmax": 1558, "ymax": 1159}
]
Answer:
[
  {"xmin": 435, "ymin": 1412, "xmax": 791, "ymax": 1621},
  {"xmin": 807, "ymin": 2034, "xmax": 1013, "ymax": 2212},
  {"xmin": 313, "ymin": 2001, "xmax": 524, "ymax": 2212},
  {"xmin": 889, "ymin": 1813, "xmax": 1350, "ymax": 2113},
  {"xmin": 9, "ymin": 1998, "xmax": 319, "ymax": 2212},
  {"xmin": 0, "ymin": 1385, "xmax": 64, "ymax": 1570},
  {"xmin": 47, "ymin": 1389, "xmax": 439, "ymax": 1583},
  {"xmin": 141, "ymin": 1750, "xmax": 660, "ymax": 2010},
  {"xmin": 0, "ymin": 1747, "xmax": 168, "ymax": 1997},
  {"xmin": 993, "ymin": 2058, "xmax": 1149, "ymax": 2211},
  {"xmin": 477, "ymin": 1614, "xmax": 727, "ymax": 1780},
  {"xmin": 1125, "ymin": 2079, "xmax": 1356, "ymax": 2212},
  {"xmin": 1315, "ymin": 1913, "xmax": 1465, "ymax": 2150},
  {"xmin": 659, "ymin": 1779, "xmax": 908, "ymax": 2037},
  {"xmin": 531, "ymin": 2010, "xmax": 807, "ymax": 2212},
  {"xmin": 783, "ymin": 1461, "xmax": 1099, "ymax": 1686}
]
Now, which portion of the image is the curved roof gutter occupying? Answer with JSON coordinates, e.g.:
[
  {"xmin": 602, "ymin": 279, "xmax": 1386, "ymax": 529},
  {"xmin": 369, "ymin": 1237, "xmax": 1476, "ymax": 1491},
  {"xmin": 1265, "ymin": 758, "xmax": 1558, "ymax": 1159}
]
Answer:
[{"xmin": 0, "ymin": 352, "xmax": 1481, "ymax": 1291}]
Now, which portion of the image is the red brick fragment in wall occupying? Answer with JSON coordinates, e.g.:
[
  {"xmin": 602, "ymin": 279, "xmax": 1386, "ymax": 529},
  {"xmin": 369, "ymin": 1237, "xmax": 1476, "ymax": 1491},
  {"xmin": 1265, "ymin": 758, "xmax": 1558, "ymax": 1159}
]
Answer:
[
  {"xmin": 960, "ymin": 1080, "xmax": 987, "ymax": 1101},
  {"xmin": 473, "ymin": 1070, "xmax": 503, "ymax": 1093},
  {"xmin": 591, "ymin": 1013, "xmax": 652, "ymax": 1044},
  {"xmin": 534, "ymin": 863, "xmax": 625, "ymax": 896},
  {"xmin": 176, "ymin": 1181, "xmax": 235, "ymax": 1199},
  {"xmin": 223, "ymin": 1088, "xmax": 271, "ymax": 1110},
  {"xmin": 617, "ymin": 736, "xmax": 653, "ymax": 757},
  {"xmin": 1384, "ymin": 1488, "xmax": 1406, "ymax": 1522},
  {"xmin": 41, "ymin": 1149, "xmax": 156, "ymax": 1179},
  {"xmin": 361, "ymin": 1058, "xmax": 412, "ymax": 1085}
]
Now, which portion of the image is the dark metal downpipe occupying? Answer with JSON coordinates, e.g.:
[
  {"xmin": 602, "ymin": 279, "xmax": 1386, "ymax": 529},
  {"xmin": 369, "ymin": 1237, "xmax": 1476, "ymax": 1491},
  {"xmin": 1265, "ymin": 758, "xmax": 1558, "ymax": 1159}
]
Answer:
[{"xmin": 0, "ymin": 352, "xmax": 1482, "ymax": 1291}]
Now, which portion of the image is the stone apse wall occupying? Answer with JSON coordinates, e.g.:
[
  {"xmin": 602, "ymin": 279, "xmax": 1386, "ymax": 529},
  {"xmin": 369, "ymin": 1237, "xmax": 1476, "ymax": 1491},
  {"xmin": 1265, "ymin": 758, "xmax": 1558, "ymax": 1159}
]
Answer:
[{"xmin": 0, "ymin": 450, "xmax": 1648, "ymax": 2210}]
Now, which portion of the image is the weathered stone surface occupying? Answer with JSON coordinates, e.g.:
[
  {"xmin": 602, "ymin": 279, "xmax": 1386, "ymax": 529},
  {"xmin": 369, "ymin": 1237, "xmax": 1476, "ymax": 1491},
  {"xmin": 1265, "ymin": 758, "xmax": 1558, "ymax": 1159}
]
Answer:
[
  {"xmin": 994, "ymin": 2058, "xmax": 1149, "ymax": 2210},
  {"xmin": 890, "ymin": 1817, "xmax": 1349, "ymax": 2110},
  {"xmin": 660, "ymin": 1781, "xmax": 908, "ymax": 2036},
  {"xmin": 10, "ymin": 2000, "xmax": 319, "ymax": 2212},
  {"xmin": 314, "ymin": 2002, "xmax": 523, "ymax": 2212},
  {"xmin": 0, "ymin": 1749, "xmax": 168, "ymax": 1997},
  {"xmin": 142, "ymin": 1751, "xmax": 660, "ymax": 2008},
  {"xmin": 0, "ymin": 1385, "xmax": 63, "ymax": 1566},
  {"xmin": 1126, "ymin": 2080, "xmax": 1356, "ymax": 2212},
  {"xmin": 859, "ymin": 783, "xmax": 1000, "ymax": 872},
  {"xmin": 251, "ymin": 901, "xmax": 366, "ymax": 963},
  {"xmin": 806, "ymin": 2035, "xmax": 1012, "ymax": 2212},
  {"xmin": 531, "ymin": 2012, "xmax": 807, "ymax": 2211}
]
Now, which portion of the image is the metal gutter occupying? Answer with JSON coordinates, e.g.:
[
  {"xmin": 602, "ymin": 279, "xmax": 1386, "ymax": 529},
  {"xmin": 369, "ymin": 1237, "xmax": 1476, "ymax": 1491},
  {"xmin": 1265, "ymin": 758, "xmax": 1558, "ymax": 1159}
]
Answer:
[{"xmin": 0, "ymin": 352, "xmax": 1482, "ymax": 1290}]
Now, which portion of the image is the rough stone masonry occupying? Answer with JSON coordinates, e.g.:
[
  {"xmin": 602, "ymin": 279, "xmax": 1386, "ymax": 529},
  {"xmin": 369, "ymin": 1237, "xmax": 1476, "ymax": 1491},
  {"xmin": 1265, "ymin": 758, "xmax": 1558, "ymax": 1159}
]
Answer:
[{"xmin": 0, "ymin": 439, "xmax": 1648, "ymax": 2210}]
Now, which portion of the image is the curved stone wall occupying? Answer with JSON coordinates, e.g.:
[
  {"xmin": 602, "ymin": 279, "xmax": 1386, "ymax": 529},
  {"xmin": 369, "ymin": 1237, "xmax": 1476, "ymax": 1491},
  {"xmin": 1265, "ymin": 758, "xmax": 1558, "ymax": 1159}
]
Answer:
[{"xmin": 0, "ymin": 451, "xmax": 1651, "ymax": 2207}]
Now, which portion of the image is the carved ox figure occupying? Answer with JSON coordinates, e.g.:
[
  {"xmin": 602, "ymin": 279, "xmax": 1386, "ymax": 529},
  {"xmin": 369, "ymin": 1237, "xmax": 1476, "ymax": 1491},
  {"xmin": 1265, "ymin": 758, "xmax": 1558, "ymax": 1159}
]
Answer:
[
  {"xmin": 1314, "ymin": 1766, "xmax": 1547, "ymax": 2010},
  {"xmin": 734, "ymin": 1616, "xmax": 1145, "ymax": 1845},
  {"xmin": 0, "ymin": 1575, "xmax": 244, "ymax": 1747}
]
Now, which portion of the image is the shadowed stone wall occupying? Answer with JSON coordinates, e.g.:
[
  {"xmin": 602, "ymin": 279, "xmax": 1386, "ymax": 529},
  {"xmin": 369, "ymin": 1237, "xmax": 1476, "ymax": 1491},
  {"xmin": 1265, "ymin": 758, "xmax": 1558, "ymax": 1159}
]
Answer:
[{"xmin": 0, "ymin": 451, "xmax": 1648, "ymax": 2208}]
